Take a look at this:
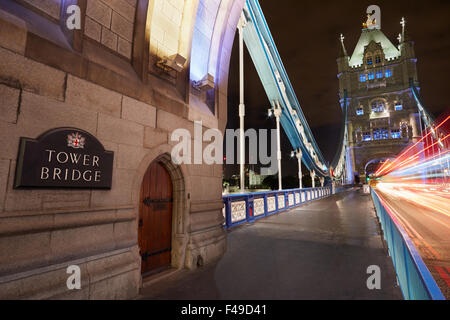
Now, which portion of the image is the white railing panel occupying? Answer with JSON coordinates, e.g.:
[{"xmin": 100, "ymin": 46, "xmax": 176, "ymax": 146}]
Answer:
[
  {"xmin": 231, "ymin": 200, "xmax": 246, "ymax": 223},
  {"xmin": 267, "ymin": 196, "xmax": 276, "ymax": 212},
  {"xmin": 278, "ymin": 195, "xmax": 285, "ymax": 209},
  {"xmin": 288, "ymin": 193, "xmax": 294, "ymax": 206},
  {"xmin": 254, "ymin": 198, "xmax": 265, "ymax": 216}
]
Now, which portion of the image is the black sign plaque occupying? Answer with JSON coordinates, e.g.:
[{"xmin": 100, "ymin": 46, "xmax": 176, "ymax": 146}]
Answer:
[{"xmin": 14, "ymin": 128, "xmax": 114, "ymax": 189}]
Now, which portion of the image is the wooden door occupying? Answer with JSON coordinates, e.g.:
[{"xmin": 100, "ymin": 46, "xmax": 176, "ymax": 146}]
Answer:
[{"xmin": 138, "ymin": 161, "xmax": 173, "ymax": 275}]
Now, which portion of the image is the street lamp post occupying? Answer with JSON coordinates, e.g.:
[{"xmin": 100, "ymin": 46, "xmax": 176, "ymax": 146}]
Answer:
[
  {"xmin": 296, "ymin": 149, "xmax": 302, "ymax": 189},
  {"xmin": 238, "ymin": 13, "xmax": 246, "ymax": 192},
  {"xmin": 274, "ymin": 102, "xmax": 283, "ymax": 190},
  {"xmin": 311, "ymin": 170, "xmax": 316, "ymax": 188}
]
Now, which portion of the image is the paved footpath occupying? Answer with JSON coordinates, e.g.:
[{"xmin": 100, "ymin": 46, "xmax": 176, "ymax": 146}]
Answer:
[{"xmin": 140, "ymin": 188, "xmax": 403, "ymax": 300}]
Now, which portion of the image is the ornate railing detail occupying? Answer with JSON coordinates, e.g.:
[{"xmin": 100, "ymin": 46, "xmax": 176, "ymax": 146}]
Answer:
[
  {"xmin": 267, "ymin": 196, "xmax": 276, "ymax": 212},
  {"xmin": 223, "ymin": 186, "xmax": 334, "ymax": 228},
  {"xmin": 231, "ymin": 200, "xmax": 246, "ymax": 223},
  {"xmin": 288, "ymin": 193, "xmax": 294, "ymax": 206},
  {"xmin": 278, "ymin": 195, "xmax": 286, "ymax": 209},
  {"xmin": 254, "ymin": 198, "xmax": 265, "ymax": 216}
]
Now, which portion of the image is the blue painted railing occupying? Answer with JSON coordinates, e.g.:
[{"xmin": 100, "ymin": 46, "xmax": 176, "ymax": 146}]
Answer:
[
  {"xmin": 371, "ymin": 189, "xmax": 445, "ymax": 300},
  {"xmin": 223, "ymin": 186, "xmax": 333, "ymax": 229}
]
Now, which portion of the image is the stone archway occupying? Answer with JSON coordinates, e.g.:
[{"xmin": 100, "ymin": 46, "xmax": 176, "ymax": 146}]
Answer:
[
  {"xmin": 364, "ymin": 157, "xmax": 391, "ymax": 177},
  {"xmin": 152, "ymin": 153, "xmax": 187, "ymax": 271}
]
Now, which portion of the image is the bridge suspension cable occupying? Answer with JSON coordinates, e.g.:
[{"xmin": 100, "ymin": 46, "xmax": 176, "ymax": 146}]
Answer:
[
  {"xmin": 241, "ymin": 0, "xmax": 348, "ymax": 182},
  {"xmin": 330, "ymin": 91, "xmax": 349, "ymax": 182}
]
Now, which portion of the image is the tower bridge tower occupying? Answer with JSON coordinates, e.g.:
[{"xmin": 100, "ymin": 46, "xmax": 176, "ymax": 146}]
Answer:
[{"xmin": 337, "ymin": 13, "xmax": 421, "ymax": 183}]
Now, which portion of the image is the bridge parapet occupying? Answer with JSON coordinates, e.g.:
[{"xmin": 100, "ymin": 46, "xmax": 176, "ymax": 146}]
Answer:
[
  {"xmin": 223, "ymin": 186, "xmax": 333, "ymax": 229},
  {"xmin": 371, "ymin": 189, "xmax": 445, "ymax": 300}
]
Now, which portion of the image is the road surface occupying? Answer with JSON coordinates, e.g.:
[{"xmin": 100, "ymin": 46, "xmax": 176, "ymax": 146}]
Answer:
[
  {"xmin": 139, "ymin": 189, "xmax": 402, "ymax": 300},
  {"xmin": 376, "ymin": 185, "xmax": 450, "ymax": 299}
]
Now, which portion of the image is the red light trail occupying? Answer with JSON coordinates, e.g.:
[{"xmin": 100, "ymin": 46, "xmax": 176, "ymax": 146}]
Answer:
[{"xmin": 375, "ymin": 115, "xmax": 450, "ymax": 177}]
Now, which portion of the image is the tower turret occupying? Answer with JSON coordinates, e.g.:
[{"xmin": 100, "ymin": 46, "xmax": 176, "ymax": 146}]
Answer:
[
  {"xmin": 336, "ymin": 7, "xmax": 422, "ymax": 183},
  {"xmin": 337, "ymin": 34, "xmax": 349, "ymax": 73}
]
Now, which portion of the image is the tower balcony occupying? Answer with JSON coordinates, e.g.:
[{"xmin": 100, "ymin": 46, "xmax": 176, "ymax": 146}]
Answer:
[{"xmin": 370, "ymin": 110, "xmax": 390, "ymax": 119}]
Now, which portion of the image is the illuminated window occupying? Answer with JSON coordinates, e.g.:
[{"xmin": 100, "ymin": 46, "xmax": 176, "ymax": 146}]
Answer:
[
  {"xmin": 356, "ymin": 107, "xmax": 364, "ymax": 115},
  {"xmin": 394, "ymin": 103, "xmax": 403, "ymax": 111},
  {"xmin": 376, "ymin": 71, "xmax": 383, "ymax": 79},
  {"xmin": 391, "ymin": 129, "xmax": 401, "ymax": 139},
  {"xmin": 368, "ymin": 72, "xmax": 374, "ymax": 80},
  {"xmin": 371, "ymin": 100, "xmax": 385, "ymax": 112},
  {"xmin": 367, "ymin": 57, "xmax": 373, "ymax": 65},
  {"xmin": 360, "ymin": 74, "xmax": 366, "ymax": 82},
  {"xmin": 375, "ymin": 56, "xmax": 381, "ymax": 64},
  {"xmin": 373, "ymin": 128, "xmax": 381, "ymax": 140},
  {"xmin": 385, "ymin": 69, "xmax": 392, "ymax": 77},
  {"xmin": 373, "ymin": 128, "xmax": 389, "ymax": 140},
  {"xmin": 363, "ymin": 132, "xmax": 372, "ymax": 141}
]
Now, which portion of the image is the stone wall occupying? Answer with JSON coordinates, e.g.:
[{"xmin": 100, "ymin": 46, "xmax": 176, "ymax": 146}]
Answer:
[
  {"xmin": 0, "ymin": 0, "xmax": 244, "ymax": 299},
  {"xmin": 21, "ymin": 0, "xmax": 61, "ymax": 20},
  {"xmin": 85, "ymin": 0, "xmax": 137, "ymax": 59},
  {"xmin": 150, "ymin": 0, "xmax": 183, "ymax": 60}
]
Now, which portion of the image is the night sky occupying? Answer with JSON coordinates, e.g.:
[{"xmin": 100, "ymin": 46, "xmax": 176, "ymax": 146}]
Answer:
[{"xmin": 225, "ymin": 0, "xmax": 450, "ymax": 178}]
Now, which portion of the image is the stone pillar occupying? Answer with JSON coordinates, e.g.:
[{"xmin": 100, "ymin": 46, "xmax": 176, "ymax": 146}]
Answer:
[
  {"xmin": 320, "ymin": 177, "xmax": 324, "ymax": 187},
  {"xmin": 296, "ymin": 149, "xmax": 302, "ymax": 189}
]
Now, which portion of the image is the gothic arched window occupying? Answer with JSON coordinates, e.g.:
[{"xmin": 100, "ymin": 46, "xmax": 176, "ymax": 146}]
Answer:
[
  {"xmin": 376, "ymin": 70, "xmax": 383, "ymax": 78},
  {"xmin": 371, "ymin": 100, "xmax": 385, "ymax": 112},
  {"xmin": 356, "ymin": 107, "xmax": 364, "ymax": 115}
]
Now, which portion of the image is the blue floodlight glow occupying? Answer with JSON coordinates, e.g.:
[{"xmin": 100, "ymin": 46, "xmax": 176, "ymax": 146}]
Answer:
[
  {"xmin": 391, "ymin": 130, "xmax": 401, "ymax": 139},
  {"xmin": 189, "ymin": 0, "xmax": 220, "ymax": 82},
  {"xmin": 385, "ymin": 68, "xmax": 392, "ymax": 78}
]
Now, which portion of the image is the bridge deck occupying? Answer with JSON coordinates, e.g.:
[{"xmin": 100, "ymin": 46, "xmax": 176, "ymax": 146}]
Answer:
[{"xmin": 140, "ymin": 189, "xmax": 403, "ymax": 299}]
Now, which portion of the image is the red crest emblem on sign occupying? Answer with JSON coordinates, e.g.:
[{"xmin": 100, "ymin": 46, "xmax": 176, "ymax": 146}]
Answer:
[{"xmin": 67, "ymin": 132, "xmax": 85, "ymax": 149}]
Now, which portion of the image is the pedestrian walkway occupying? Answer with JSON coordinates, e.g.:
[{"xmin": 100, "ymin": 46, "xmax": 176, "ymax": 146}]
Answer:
[{"xmin": 139, "ymin": 188, "xmax": 403, "ymax": 299}]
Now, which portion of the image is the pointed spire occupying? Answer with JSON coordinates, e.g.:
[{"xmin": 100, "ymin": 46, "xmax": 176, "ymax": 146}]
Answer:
[
  {"xmin": 400, "ymin": 17, "xmax": 406, "ymax": 42},
  {"xmin": 339, "ymin": 33, "xmax": 348, "ymax": 57}
]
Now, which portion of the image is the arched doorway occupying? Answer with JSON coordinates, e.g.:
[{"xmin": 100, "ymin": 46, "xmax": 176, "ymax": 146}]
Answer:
[
  {"xmin": 138, "ymin": 161, "xmax": 173, "ymax": 275},
  {"xmin": 364, "ymin": 158, "xmax": 389, "ymax": 177}
]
